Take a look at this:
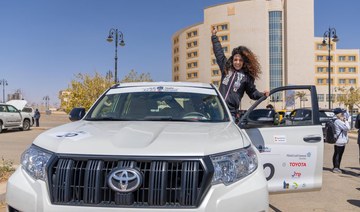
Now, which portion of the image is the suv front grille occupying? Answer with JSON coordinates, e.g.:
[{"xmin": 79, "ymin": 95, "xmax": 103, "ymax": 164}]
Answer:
[{"xmin": 47, "ymin": 156, "xmax": 212, "ymax": 208}]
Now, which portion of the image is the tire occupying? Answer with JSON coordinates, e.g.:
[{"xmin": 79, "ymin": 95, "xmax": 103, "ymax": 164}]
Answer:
[
  {"xmin": 21, "ymin": 119, "xmax": 30, "ymax": 131},
  {"xmin": 0, "ymin": 122, "xmax": 3, "ymax": 134}
]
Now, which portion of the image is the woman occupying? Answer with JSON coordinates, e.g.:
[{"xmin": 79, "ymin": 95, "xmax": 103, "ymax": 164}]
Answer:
[
  {"xmin": 211, "ymin": 27, "xmax": 268, "ymax": 120},
  {"xmin": 332, "ymin": 108, "xmax": 350, "ymax": 173}
]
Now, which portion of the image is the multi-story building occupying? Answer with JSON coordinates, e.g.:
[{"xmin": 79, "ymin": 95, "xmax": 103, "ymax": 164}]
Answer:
[
  {"xmin": 314, "ymin": 37, "xmax": 360, "ymax": 111},
  {"xmin": 172, "ymin": 0, "xmax": 360, "ymax": 110}
]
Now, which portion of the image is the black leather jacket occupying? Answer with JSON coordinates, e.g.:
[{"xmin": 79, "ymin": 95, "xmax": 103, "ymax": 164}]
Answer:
[{"xmin": 211, "ymin": 35, "xmax": 264, "ymax": 116}]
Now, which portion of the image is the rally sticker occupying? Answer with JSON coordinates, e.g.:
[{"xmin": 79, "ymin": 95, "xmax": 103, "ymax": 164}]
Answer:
[
  {"xmin": 50, "ymin": 131, "xmax": 91, "ymax": 141},
  {"xmin": 273, "ymin": 135, "xmax": 286, "ymax": 143}
]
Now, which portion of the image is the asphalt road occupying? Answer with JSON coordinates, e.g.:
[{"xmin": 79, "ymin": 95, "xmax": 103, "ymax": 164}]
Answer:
[{"xmin": 0, "ymin": 113, "xmax": 359, "ymax": 211}]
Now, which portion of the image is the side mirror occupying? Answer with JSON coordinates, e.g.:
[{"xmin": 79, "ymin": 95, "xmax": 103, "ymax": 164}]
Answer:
[{"xmin": 69, "ymin": 107, "xmax": 86, "ymax": 121}]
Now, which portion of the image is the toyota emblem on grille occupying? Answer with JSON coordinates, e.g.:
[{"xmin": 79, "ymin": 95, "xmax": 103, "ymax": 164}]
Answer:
[{"xmin": 108, "ymin": 168, "xmax": 142, "ymax": 192}]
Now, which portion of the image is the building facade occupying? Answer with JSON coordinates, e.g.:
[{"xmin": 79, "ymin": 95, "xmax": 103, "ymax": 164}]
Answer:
[
  {"xmin": 172, "ymin": 0, "xmax": 360, "ymax": 110},
  {"xmin": 314, "ymin": 37, "xmax": 360, "ymax": 111}
]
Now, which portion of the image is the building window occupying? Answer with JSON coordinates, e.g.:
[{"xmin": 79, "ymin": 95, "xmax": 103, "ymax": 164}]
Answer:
[
  {"xmin": 223, "ymin": 46, "xmax": 228, "ymax": 53},
  {"xmin": 338, "ymin": 79, "xmax": 346, "ymax": 84},
  {"xmin": 338, "ymin": 56, "xmax": 346, "ymax": 61},
  {"xmin": 269, "ymin": 11, "xmax": 283, "ymax": 91},
  {"xmin": 211, "ymin": 58, "xmax": 217, "ymax": 65},
  {"xmin": 174, "ymin": 76, "xmax": 179, "ymax": 81},
  {"xmin": 338, "ymin": 67, "xmax": 345, "ymax": 73},
  {"xmin": 317, "ymin": 94, "xmax": 324, "ymax": 102},
  {"xmin": 326, "ymin": 94, "xmax": 335, "ymax": 102},
  {"xmin": 187, "ymin": 30, "xmax": 198, "ymax": 39},
  {"xmin": 173, "ymin": 56, "xmax": 179, "ymax": 63},
  {"xmin": 221, "ymin": 24, "xmax": 228, "ymax": 30},
  {"xmin": 317, "ymin": 55, "xmax": 323, "ymax": 61},
  {"xmin": 348, "ymin": 56, "xmax": 356, "ymax": 61},
  {"xmin": 326, "ymin": 78, "xmax": 333, "ymax": 84},
  {"xmin": 187, "ymin": 72, "xmax": 198, "ymax": 79},
  {"xmin": 220, "ymin": 35, "xmax": 228, "ymax": 41},
  {"xmin": 187, "ymin": 51, "xmax": 198, "ymax": 59},
  {"xmin": 317, "ymin": 67, "xmax": 324, "ymax": 73},
  {"xmin": 317, "ymin": 79, "xmax": 324, "ymax": 84},
  {"xmin": 349, "ymin": 79, "xmax": 356, "ymax": 84},
  {"xmin": 187, "ymin": 61, "xmax": 198, "ymax": 69},
  {"xmin": 186, "ymin": 40, "xmax": 198, "ymax": 49},
  {"xmin": 173, "ymin": 37, "xmax": 179, "ymax": 45},
  {"xmin": 349, "ymin": 67, "xmax": 356, "ymax": 73},
  {"xmin": 212, "ymin": 69, "xmax": 220, "ymax": 76},
  {"xmin": 327, "ymin": 67, "xmax": 333, "ymax": 73},
  {"xmin": 316, "ymin": 44, "xmax": 324, "ymax": 50}
]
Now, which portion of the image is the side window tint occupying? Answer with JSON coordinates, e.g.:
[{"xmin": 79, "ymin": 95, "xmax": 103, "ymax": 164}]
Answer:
[{"xmin": 242, "ymin": 88, "xmax": 314, "ymax": 128}]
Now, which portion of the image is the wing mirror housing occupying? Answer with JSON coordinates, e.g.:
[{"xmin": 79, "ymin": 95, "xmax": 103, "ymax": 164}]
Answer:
[{"xmin": 69, "ymin": 107, "xmax": 86, "ymax": 121}]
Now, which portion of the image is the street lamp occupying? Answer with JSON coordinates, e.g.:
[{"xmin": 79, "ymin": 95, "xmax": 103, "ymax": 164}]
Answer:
[
  {"xmin": 322, "ymin": 27, "xmax": 339, "ymax": 109},
  {"xmin": 106, "ymin": 28, "xmax": 125, "ymax": 84},
  {"xmin": 0, "ymin": 79, "xmax": 8, "ymax": 103}
]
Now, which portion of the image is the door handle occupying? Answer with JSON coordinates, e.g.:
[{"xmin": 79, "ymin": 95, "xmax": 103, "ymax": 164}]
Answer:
[{"xmin": 303, "ymin": 135, "xmax": 322, "ymax": 143}]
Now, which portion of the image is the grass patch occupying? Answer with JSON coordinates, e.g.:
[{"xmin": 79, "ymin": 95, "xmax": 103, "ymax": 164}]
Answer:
[{"xmin": 0, "ymin": 158, "xmax": 15, "ymax": 183}]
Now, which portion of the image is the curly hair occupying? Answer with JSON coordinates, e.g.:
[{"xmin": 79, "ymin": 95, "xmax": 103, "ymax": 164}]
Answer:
[{"xmin": 224, "ymin": 46, "xmax": 261, "ymax": 79}]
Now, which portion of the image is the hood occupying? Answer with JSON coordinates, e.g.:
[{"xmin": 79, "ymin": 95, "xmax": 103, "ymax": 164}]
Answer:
[
  {"xmin": 33, "ymin": 121, "xmax": 250, "ymax": 156},
  {"xmin": 6, "ymin": 100, "xmax": 27, "ymax": 110}
]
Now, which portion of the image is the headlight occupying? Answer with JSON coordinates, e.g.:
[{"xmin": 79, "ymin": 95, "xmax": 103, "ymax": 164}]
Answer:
[
  {"xmin": 210, "ymin": 146, "xmax": 258, "ymax": 185},
  {"xmin": 21, "ymin": 145, "xmax": 53, "ymax": 181}
]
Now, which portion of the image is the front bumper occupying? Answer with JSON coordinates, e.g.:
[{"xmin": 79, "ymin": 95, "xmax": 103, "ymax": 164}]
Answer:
[{"xmin": 6, "ymin": 166, "xmax": 268, "ymax": 212}]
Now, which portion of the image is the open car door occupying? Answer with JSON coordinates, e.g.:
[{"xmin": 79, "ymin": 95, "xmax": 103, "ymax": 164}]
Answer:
[{"xmin": 239, "ymin": 85, "xmax": 323, "ymax": 193}]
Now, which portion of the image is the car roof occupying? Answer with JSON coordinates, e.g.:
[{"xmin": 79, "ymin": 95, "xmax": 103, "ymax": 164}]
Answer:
[{"xmin": 115, "ymin": 81, "xmax": 213, "ymax": 89}]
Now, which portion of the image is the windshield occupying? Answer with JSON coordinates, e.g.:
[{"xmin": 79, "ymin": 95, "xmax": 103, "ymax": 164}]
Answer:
[{"xmin": 85, "ymin": 91, "xmax": 229, "ymax": 122}]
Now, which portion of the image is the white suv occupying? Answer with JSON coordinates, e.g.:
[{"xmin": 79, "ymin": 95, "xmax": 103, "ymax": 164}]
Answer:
[
  {"xmin": 6, "ymin": 82, "xmax": 324, "ymax": 212},
  {"xmin": 0, "ymin": 103, "xmax": 33, "ymax": 133}
]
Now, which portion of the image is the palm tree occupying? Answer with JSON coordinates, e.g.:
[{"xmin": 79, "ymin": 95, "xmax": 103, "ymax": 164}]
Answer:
[{"xmin": 295, "ymin": 91, "xmax": 306, "ymax": 108}]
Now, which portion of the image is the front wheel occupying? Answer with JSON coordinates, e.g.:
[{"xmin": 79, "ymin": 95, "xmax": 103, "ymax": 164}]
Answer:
[
  {"xmin": 21, "ymin": 120, "xmax": 30, "ymax": 131},
  {"xmin": 0, "ymin": 122, "xmax": 3, "ymax": 133}
]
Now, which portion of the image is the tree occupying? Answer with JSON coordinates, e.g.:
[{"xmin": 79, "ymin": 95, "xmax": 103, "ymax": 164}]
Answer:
[
  {"xmin": 336, "ymin": 86, "xmax": 360, "ymax": 128},
  {"xmin": 295, "ymin": 91, "xmax": 306, "ymax": 108},
  {"xmin": 60, "ymin": 72, "xmax": 113, "ymax": 113},
  {"xmin": 120, "ymin": 69, "xmax": 153, "ymax": 82},
  {"xmin": 60, "ymin": 70, "xmax": 153, "ymax": 113}
]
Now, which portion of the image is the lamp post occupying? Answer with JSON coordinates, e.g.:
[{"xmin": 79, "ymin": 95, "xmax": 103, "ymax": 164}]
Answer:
[
  {"xmin": 0, "ymin": 79, "xmax": 8, "ymax": 103},
  {"xmin": 322, "ymin": 27, "xmax": 339, "ymax": 109},
  {"xmin": 106, "ymin": 28, "xmax": 125, "ymax": 84}
]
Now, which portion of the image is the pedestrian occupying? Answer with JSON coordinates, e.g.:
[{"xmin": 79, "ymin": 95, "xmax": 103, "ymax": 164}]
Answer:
[
  {"xmin": 332, "ymin": 108, "xmax": 350, "ymax": 173},
  {"xmin": 355, "ymin": 113, "xmax": 360, "ymax": 165},
  {"xmin": 211, "ymin": 27, "xmax": 269, "ymax": 120},
  {"xmin": 34, "ymin": 108, "xmax": 41, "ymax": 127}
]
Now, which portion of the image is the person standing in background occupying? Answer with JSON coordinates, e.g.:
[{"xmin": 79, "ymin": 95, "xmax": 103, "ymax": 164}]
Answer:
[
  {"xmin": 332, "ymin": 108, "xmax": 351, "ymax": 173},
  {"xmin": 34, "ymin": 108, "xmax": 41, "ymax": 127}
]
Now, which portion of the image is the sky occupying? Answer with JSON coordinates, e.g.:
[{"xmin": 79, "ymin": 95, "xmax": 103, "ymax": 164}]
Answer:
[{"xmin": 0, "ymin": 0, "xmax": 359, "ymax": 107}]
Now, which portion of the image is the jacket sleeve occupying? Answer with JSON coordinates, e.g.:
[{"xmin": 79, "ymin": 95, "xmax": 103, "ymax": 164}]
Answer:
[
  {"xmin": 335, "ymin": 119, "xmax": 350, "ymax": 132},
  {"xmin": 244, "ymin": 76, "xmax": 264, "ymax": 100},
  {"xmin": 211, "ymin": 35, "xmax": 227, "ymax": 75}
]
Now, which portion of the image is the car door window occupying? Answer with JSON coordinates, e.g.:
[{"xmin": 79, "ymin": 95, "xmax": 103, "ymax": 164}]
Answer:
[
  {"xmin": 0, "ymin": 105, "xmax": 7, "ymax": 112},
  {"xmin": 7, "ymin": 105, "xmax": 18, "ymax": 113}
]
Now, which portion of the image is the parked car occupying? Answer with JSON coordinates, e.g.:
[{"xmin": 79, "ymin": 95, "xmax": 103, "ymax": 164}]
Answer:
[
  {"xmin": 6, "ymin": 100, "xmax": 35, "ymax": 124},
  {"xmin": 6, "ymin": 83, "xmax": 323, "ymax": 212},
  {"xmin": 0, "ymin": 103, "xmax": 33, "ymax": 133},
  {"xmin": 283, "ymin": 108, "xmax": 335, "ymax": 137}
]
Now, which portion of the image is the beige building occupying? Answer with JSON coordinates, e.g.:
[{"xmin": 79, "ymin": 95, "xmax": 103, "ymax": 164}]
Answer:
[
  {"xmin": 314, "ymin": 37, "xmax": 360, "ymax": 111},
  {"xmin": 172, "ymin": 0, "xmax": 359, "ymax": 110}
]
